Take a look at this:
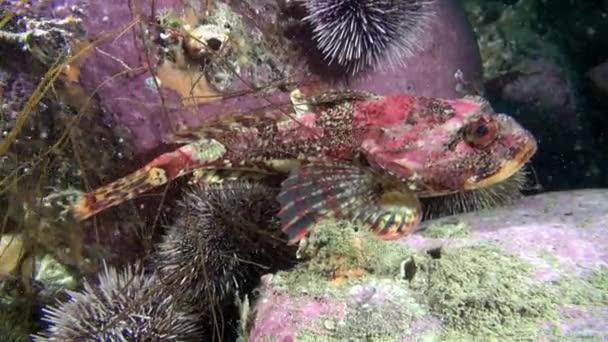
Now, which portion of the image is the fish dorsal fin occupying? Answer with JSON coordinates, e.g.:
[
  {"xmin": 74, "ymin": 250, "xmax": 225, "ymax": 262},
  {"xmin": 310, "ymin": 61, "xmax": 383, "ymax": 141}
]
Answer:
[
  {"xmin": 162, "ymin": 90, "xmax": 338, "ymax": 146},
  {"xmin": 292, "ymin": 89, "xmax": 378, "ymax": 106},
  {"xmin": 165, "ymin": 89, "xmax": 377, "ymax": 145},
  {"xmin": 163, "ymin": 103, "xmax": 292, "ymax": 145},
  {"xmin": 277, "ymin": 162, "xmax": 422, "ymax": 244},
  {"xmin": 164, "ymin": 111, "xmax": 282, "ymax": 145}
]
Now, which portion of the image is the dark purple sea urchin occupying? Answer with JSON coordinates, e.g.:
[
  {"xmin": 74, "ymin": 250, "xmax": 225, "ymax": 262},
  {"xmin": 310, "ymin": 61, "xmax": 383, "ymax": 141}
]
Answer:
[
  {"xmin": 300, "ymin": 0, "xmax": 435, "ymax": 74},
  {"xmin": 33, "ymin": 262, "xmax": 203, "ymax": 341},
  {"xmin": 154, "ymin": 181, "xmax": 295, "ymax": 305},
  {"xmin": 421, "ymin": 170, "xmax": 530, "ymax": 220}
]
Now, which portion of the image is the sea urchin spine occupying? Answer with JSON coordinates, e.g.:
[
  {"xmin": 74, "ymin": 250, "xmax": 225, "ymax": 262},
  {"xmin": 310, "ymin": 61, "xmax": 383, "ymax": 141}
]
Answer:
[
  {"xmin": 300, "ymin": 0, "xmax": 435, "ymax": 75},
  {"xmin": 154, "ymin": 181, "xmax": 295, "ymax": 305},
  {"xmin": 421, "ymin": 170, "xmax": 530, "ymax": 220},
  {"xmin": 33, "ymin": 262, "xmax": 203, "ymax": 341}
]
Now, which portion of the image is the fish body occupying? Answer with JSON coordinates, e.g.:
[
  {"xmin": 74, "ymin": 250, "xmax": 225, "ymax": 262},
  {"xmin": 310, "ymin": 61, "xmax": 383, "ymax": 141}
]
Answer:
[{"xmin": 68, "ymin": 91, "xmax": 537, "ymax": 244}]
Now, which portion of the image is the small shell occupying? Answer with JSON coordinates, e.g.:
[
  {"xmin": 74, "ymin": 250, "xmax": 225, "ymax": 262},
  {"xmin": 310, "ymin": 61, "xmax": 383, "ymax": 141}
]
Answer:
[
  {"xmin": 0, "ymin": 234, "xmax": 24, "ymax": 276},
  {"xmin": 184, "ymin": 24, "xmax": 229, "ymax": 60}
]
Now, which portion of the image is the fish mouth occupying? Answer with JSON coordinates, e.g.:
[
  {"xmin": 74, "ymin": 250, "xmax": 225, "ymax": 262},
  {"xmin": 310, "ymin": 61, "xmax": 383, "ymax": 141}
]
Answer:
[{"xmin": 464, "ymin": 139, "xmax": 538, "ymax": 190}]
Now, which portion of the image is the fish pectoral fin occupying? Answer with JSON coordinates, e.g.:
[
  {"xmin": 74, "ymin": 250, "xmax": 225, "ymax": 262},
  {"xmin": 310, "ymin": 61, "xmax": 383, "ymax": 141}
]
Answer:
[
  {"xmin": 277, "ymin": 162, "xmax": 421, "ymax": 244},
  {"xmin": 363, "ymin": 188, "xmax": 422, "ymax": 240}
]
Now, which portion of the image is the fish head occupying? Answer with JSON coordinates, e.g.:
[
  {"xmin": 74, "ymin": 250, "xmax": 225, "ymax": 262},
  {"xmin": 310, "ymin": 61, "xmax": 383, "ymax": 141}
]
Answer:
[{"xmin": 358, "ymin": 95, "xmax": 537, "ymax": 196}]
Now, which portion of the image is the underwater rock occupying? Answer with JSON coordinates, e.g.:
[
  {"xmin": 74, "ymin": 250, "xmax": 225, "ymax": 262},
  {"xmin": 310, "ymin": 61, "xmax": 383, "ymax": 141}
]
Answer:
[
  {"xmin": 485, "ymin": 57, "xmax": 578, "ymax": 127},
  {"xmin": 0, "ymin": 58, "xmax": 143, "ymax": 273},
  {"xmin": 246, "ymin": 189, "xmax": 608, "ymax": 340},
  {"xmin": 0, "ymin": 9, "xmax": 153, "ymax": 326},
  {"xmin": 342, "ymin": 0, "xmax": 483, "ymax": 98},
  {"xmin": 588, "ymin": 59, "xmax": 608, "ymax": 95},
  {"xmin": 3, "ymin": 0, "xmax": 482, "ymax": 156},
  {"xmin": 460, "ymin": 0, "xmax": 607, "ymax": 193},
  {"xmin": 462, "ymin": 0, "xmax": 578, "ymax": 126},
  {"xmin": 0, "ymin": 13, "xmax": 85, "ymax": 67}
]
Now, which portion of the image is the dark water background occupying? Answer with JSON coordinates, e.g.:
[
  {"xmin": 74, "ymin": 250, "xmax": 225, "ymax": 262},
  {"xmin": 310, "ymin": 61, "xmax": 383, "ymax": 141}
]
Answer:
[{"xmin": 468, "ymin": 0, "xmax": 608, "ymax": 193}]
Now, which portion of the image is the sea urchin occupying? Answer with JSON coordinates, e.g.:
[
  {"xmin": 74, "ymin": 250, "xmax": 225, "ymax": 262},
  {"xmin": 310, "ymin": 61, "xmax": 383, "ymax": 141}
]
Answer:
[
  {"xmin": 33, "ymin": 262, "xmax": 203, "ymax": 341},
  {"xmin": 300, "ymin": 0, "xmax": 435, "ymax": 74},
  {"xmin": 154, "ymin": 181, "xmax": 295, "ymax": 305},
  {"xmin": 421, "ymin": 170, "xmax": 530, "ymax": 220}
]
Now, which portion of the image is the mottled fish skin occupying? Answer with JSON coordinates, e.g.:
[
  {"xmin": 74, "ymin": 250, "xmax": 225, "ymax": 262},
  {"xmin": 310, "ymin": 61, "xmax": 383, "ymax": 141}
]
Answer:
[
  {"xmin": 67, "ymin": 90, "xmax": 537, "ymax": 243},
  {"xmin": 71, "ymin": 91, "xmax": 373, "ymax": 221}
]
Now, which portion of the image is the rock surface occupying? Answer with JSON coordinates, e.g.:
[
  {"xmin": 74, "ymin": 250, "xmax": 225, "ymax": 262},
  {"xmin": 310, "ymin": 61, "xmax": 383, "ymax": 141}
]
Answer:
[
  {"xmin": 246, "ymin": 189, "xmax": 608, "ymax": 341},
  {"xmin": 588, "ymin": 59, "xmax": 608, "ymax": 95},
  {"xmin": 4, "ymin": 0, "xmax": 482, "ymax": 157},
  {"xmin": 463, "ymin": 0, "xmax": 579, "ymax": 126}
]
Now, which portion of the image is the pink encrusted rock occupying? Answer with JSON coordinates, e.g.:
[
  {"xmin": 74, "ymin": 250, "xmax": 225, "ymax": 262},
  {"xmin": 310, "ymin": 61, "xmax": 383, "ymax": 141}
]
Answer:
[
  {"xmin": 6, "ymin": 0, "xmax": 482, "ymax": 158},
  {"xmin": 247, "ymin": 189, "xmax": 608, "ymax": 341},
  {"xmin": 407, "ymin": 189, "xmax": 608, "ymax": 281},
  {"xmin": 344, "ymin": 0, "xmax": 483, "ymax": 97}
]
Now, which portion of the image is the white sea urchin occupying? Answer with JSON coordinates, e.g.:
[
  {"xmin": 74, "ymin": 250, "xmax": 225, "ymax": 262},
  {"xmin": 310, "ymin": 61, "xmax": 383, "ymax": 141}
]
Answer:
[
  {"xmin": 33, "ymin": 262, "xmax": 203, "ymax": 341},
  {"xmin": 301, "ymin": 0, "xmax": 435, "ymax": 75}
]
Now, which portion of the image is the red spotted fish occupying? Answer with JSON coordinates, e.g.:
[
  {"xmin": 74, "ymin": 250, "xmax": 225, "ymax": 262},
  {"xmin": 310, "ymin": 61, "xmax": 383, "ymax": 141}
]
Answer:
[{"xmin": 63, "ymin": 90, "xmax": 537, "ymax": 244}]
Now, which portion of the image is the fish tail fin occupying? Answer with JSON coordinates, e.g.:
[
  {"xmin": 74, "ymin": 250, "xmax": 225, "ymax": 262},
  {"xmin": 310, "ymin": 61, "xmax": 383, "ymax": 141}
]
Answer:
[
  {"xmin": 71, "ymin": 166, "xmax": 166, "ymax": 220},
  {"xmin": 70, "ymin": 143, "xmax": 216, "ymax": 221}
]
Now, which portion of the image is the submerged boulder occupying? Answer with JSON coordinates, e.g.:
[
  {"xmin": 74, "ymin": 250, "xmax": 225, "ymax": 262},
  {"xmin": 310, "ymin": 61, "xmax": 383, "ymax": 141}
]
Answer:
[
  {"xmin": 2, "ymin": 0, "xmax": 482, "ymax": 157},
  {"xmin": 244, "ymin": 189, "xmax": 608, "ymax": 341}
]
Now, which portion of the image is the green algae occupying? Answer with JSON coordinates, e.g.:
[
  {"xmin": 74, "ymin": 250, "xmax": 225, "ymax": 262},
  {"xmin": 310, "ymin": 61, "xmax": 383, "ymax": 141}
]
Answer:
[
  {"xmin": 156, "ymin": 9, "xmax": 183, "ymax": 31},
  {"xmin": 557, "ymin": 268, "xmax": 608, "ymax": 306},
  {"xmin": 0, "ymin": 309, "xmax": 37, "ymax": 341},
  {"xmin": 270, "ymin": 223, "xmax": 562, "ymax": 340},
  {"xmin": 34, "ymin": 254, "xmax": 78, "ymax": 297},
  {"xmin": 273, "ymin": 220, "xmax": 409, "ymax": 297},
  {"xmin": 538, "ymin": 249, "xmax": 561, "ymax": 270},
  {"xmin": 298, "ymin": 279, "xmax": 426, "ymax": 341},
  {"xmin": 462, "ymin": 0, "xmax": 568, "ymax": 81},
  {"xmin": 420, "ymin": 221, "xmax": 471, "ymax": 239},
  {"xmin": 410, "ymin": 245, "xmax": 560, "ymax": 340},
  {"xmin": 0, "ymin": 277, "xmax": 42, "ymax": 340},
  {"xmin": 270, "ymin": 220, "xmax": 426, "ymax": 340},
  {"xmin": 406, "ymin": 247, "xmax": 608, "ymax": 340},
  {"xmin": 257, "ymin": 219, "xmax": 608, "ymax": 340}
]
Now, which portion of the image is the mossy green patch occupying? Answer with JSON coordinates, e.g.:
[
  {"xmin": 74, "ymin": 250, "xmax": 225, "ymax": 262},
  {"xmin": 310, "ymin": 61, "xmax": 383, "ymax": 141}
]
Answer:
[
  {"xmin": 341, "ymin": 280, "xmax": 425, "ymax": 339},
  {"xmin": 273, "ymin": 220, "xmax": 410, "ymax": 297},
  {"xmin": 538, "ymin": 249, "xmax": 561, "ymax": 270},
  {"xmin": 262, "ymin": 219, "xmax": 608, "ymax": 340},
  {"xmin": 557, "ymin": 268, "xmax": 608, "ymax": 306},
  {"xmin": 0, "ymin": 309, "xmax": 36, "ymax": 341},
  {"xmin": 421, "ymin": 221, "xmax": 471, "ymax": 239},
  {"xmin": 156, "ymin": 9, "xmax": 183, "ymax": 31},
  {"xmin": 272, "ymin": 220, "xmax": 426, "ymax": 340},
  {"xmin": 411, "ymin": 245, "xmax": 560, "ymax": 340},
  {"xmin": 297, "ymin": 279, "xmax": 426, "ymax": 341},
  {"xmin": 0, "ymin": 279, "xmax": 39, "ymax": 341}
]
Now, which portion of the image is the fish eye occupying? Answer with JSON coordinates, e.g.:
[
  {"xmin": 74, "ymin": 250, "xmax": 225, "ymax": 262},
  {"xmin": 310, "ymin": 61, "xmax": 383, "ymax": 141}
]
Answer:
[{"xmin": 464, "ymin": 119, "xmax": 498, "ymax": 148}]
